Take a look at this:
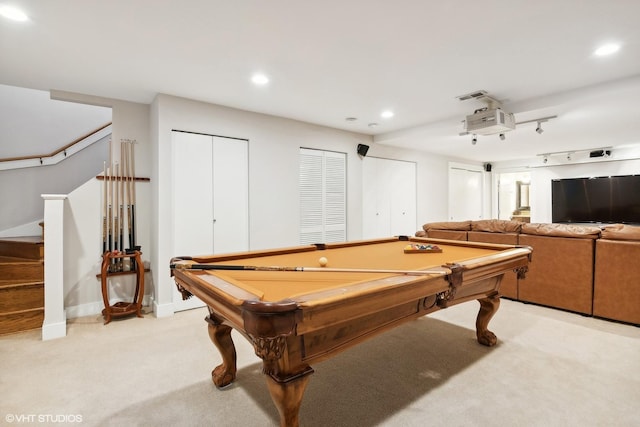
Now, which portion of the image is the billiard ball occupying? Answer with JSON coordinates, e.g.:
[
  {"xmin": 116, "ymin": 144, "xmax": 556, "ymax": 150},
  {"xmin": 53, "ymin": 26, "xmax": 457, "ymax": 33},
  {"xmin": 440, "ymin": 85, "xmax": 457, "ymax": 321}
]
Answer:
[{"xmin": 318, "ymin": 257, "xmax": 328, "ymax": 267}]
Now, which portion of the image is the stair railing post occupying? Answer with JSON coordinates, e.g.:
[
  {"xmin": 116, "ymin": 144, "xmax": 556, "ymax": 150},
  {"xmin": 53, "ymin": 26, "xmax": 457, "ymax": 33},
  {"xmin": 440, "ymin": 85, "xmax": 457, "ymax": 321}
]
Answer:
[{"xmin": 41, "ymin": 194, "xmax": 68, "ymax": 340}]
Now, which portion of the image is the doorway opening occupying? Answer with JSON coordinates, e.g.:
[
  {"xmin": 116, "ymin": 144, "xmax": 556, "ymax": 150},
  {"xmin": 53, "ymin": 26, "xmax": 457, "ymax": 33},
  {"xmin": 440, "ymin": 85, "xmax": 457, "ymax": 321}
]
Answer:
[{"xmin": 498, "ymin": 171, "xmax": 531, "ymax": 223}]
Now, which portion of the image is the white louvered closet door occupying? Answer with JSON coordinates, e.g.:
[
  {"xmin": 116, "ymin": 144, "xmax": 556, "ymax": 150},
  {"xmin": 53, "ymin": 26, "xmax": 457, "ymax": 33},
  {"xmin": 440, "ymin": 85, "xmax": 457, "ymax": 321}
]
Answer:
[{"xmin": 299, "ymin": 148, "xmax": 346, "ymax": 245}]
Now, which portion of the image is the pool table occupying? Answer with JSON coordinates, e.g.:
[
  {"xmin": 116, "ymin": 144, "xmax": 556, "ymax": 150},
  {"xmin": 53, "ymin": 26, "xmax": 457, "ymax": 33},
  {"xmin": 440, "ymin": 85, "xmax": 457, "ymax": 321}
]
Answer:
[{"xmin": 170, "ymin": 236, "xmax": 531, "ymax": 426}]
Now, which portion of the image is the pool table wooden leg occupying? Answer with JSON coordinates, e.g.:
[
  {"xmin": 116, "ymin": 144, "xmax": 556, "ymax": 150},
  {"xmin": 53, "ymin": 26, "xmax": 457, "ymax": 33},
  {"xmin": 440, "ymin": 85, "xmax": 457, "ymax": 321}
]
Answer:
[
  {"xmin": 476, "ymin": 294, "xmax": 500, "ymax": 347},
  {"xmin": 265, "ymin": 370, "xmax": 313, "ymax": 427},
  {"xmin": 206, "ymin": 315, "xmax": 237, "ymax": 388}
]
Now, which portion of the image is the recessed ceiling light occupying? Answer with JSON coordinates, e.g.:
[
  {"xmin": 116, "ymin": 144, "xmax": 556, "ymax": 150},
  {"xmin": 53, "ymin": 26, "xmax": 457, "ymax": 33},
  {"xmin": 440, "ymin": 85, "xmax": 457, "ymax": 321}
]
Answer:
[
  {"xmin": 251, "ymin": 74, "xmax": 269, "ymax": 85},
  {"xmin": 381, "ymin": 110, "xmax": 394, "ymax": 119},
  {"xmin": 0, "ymin": 5, "xmax": 29, "ymax": 21},
  {"xmin": 345, "ymin": 117, "xmax": 357, "ymax": 122},
  {"xmin": 594, "ymin": 43, "xmax": 620, "ymax": 56},
  {"xmin": 368, "ymin": 123, "xmax": 378, "ymax": 128}
]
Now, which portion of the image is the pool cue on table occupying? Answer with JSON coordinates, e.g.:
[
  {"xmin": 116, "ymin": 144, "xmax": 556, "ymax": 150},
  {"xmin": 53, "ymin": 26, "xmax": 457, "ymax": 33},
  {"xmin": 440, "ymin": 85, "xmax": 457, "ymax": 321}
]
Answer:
[{"xmin": 170, "ymin": 263, "xmax": 447, "ymax": 276}]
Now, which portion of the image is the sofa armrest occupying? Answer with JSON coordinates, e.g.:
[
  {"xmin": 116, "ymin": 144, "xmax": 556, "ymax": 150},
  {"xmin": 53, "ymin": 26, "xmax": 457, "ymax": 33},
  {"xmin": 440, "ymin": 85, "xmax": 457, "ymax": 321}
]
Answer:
[{"xmin": 471, "ymin": 219, "xmax": 523, "ymax": 233}]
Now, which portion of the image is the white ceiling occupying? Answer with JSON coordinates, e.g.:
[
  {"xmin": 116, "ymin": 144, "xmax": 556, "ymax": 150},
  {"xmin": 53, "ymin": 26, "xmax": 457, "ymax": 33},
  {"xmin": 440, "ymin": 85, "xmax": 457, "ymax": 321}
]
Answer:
[{"xmin": 1, "ymin": 0, "xmax": 640, "ymax": 162}]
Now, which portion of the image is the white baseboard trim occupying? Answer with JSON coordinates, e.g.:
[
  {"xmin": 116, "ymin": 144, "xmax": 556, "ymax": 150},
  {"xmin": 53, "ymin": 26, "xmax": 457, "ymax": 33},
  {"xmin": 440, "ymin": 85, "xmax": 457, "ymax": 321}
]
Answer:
[
  {"xmin": 65, "ymin": 302, "xmax": 103, "ymax": 319},
  {"xmin": 65, "ymin": 296, "xmax": 153, "ymax": 319},
  {"xmin": 42, "ymin": 314, "xmax": 67, "ymax": 341},
  {"xmin": 152, "ymin": 299, "xmax": 175, "ymax": 318}
]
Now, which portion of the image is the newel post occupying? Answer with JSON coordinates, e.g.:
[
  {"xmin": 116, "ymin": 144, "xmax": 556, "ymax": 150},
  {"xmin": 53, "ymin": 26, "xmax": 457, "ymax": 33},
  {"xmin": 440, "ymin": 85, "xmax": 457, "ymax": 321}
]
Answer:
[{"xmin": 41, "ymin": 194, "xmax": 68, "ymax": 340}]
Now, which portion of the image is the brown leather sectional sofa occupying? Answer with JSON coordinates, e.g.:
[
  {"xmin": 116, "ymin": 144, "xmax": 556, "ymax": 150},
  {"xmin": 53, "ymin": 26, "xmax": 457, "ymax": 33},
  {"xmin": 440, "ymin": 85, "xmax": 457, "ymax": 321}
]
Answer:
[{"xmin": 416, "ymin": 220, "xmax": 640, "ymax": 325}]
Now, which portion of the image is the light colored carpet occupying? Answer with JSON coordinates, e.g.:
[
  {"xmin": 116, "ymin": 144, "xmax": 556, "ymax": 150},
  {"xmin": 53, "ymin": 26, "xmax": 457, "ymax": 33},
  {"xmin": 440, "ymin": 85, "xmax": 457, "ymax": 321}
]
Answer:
[{"xmin": 1, "ymin": 299, "xmax": 639, "ymax": 427}]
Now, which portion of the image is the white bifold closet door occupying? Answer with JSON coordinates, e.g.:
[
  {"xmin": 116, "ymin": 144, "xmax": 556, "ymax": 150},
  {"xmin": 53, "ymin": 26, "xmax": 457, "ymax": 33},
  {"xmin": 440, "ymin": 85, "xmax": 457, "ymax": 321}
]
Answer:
[
  {"xmin": 362, "ymin": 157, "xmax": 417, "ymax": 239},
  {"xmin": 171, "ymin": 131, "xmax": 248, "ymax": 311}
]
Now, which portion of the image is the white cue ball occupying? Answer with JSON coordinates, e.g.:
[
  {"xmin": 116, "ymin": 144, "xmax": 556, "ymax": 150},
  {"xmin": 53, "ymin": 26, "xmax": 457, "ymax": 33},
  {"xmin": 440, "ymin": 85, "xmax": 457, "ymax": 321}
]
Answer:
[{"xmin": 318, "ymin": 257, "xmax": 328, "ymax": 267}]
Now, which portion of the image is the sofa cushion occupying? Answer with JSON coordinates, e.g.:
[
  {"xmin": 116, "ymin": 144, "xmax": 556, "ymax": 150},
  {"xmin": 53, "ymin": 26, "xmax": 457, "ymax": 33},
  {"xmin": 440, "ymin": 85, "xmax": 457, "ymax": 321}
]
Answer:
[
  {"xmin": 467, "ymin": 231, "xmax": 519, "ymax": 244},
  {"xmin": 521, "ymin": 223, "xmax": 601, "ymax": 239},
  {"xmin": 600, "ymin": 223, "xmax": 640, "ymax": 241},
  {"xmin": 471, "ymin": 219, "xmax": 523, "ymax": 233},
  {"xmin": 422, "ymin": 221, "xmax": 471, "ymax": 231},
  {"xmin": 425, "ymin": 229, "xmax": 467, "ymax": 241}
]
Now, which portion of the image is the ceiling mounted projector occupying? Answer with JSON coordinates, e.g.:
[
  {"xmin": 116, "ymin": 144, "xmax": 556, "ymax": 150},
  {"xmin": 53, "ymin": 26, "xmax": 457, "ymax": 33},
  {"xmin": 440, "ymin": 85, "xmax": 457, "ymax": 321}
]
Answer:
[
  {"xmin": 457, "ymin": 90, "xmax": 516, "ymax": 136},
  {"xmin": 464, "ymin": 107, "xmax": 515, "ymax": 136}
]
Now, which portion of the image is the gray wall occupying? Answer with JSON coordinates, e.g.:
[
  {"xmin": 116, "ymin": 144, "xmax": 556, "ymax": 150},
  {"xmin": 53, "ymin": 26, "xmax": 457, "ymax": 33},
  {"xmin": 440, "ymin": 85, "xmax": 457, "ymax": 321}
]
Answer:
[{"xmin": 0, "ymin": 138, "xmax": 108, "ymax": 234}]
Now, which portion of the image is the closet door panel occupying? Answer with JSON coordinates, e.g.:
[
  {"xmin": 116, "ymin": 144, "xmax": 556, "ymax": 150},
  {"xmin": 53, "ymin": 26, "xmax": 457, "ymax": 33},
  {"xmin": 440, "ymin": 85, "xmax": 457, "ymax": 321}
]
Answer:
[
  {"xmin": 172, "ymin": 132, "xmax": 214, "ymax": 255},
  {"xmin": 362, "ymin": 157, "xmax": 416, "ymax": 239},
  {"xmin": 212, "ymin": 137, "xmax": 249, "ymax": 253},
  {"xmin": 449, "ymin": 166, "xmax": 482, "ymax": 220},
  {"xmin": 362, "ymin": 157, "xmax": 379, "ymax": 238},
  {"xmin": 389, "ymin": 160, "xmax": 416, "ymax": 237},
  {"xmin": 171, "ymin": 131, "xmax": 249, "ymax": 312}
]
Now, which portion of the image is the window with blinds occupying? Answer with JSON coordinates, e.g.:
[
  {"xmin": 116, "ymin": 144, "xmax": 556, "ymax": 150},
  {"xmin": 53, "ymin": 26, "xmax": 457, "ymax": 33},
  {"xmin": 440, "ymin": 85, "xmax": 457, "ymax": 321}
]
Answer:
[{"xmin": 299, "ymin": 148, "xmax": 346, "ymax": 244}]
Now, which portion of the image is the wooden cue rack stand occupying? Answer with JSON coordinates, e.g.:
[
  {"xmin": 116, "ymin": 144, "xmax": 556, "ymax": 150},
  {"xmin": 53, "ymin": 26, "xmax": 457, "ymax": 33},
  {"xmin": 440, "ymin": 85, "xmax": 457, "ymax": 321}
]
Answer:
[{"xmin": 100, "ymin": 251, "xmax": 145, "ymax": 324}]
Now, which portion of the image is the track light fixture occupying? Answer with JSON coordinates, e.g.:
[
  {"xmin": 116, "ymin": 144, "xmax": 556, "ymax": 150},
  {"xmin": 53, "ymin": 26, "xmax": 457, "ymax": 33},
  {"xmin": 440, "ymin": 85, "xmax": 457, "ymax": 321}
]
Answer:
[
  {"xmin": 514, "ymin": 115, "xmax": 556, "ymax": 135},
  {"xmin": 499, "ymin": 133, "xmax": 505, "ymax": 141},
  {"xmin": 471, "ymin": 135, "xmax": 477, "ymax": 145},
  {"xmin": 538, "ymin": 146, "xmax": 611, "ymax": 165}
]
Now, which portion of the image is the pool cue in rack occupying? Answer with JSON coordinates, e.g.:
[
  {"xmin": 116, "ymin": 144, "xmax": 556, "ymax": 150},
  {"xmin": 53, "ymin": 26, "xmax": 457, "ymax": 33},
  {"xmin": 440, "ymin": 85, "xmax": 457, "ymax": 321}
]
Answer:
[{"xmin": 101, "ymin": 139, "xmax": 141, "ymax": 273}]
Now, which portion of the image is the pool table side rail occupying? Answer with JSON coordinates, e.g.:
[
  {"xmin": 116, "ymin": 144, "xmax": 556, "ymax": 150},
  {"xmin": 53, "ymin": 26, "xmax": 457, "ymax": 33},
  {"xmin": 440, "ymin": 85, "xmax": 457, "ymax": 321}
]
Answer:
[
  {"xmin": 289, "ymin": 267, "xmax": 451, "ymax": 306},
  {"xmin": 410, "ymin": 236, "xmax": 513, "ymax": 248},
  {"xmin": 176, "ymin": 236, "xmax": 522, "ymax": 266},
  {"xmin": 180, "ymin": 237, "xmax": 401, "ymax": 264},
  {"xmin": 293, "ymin": 271, "xmax": 453, "ymax": 335}
]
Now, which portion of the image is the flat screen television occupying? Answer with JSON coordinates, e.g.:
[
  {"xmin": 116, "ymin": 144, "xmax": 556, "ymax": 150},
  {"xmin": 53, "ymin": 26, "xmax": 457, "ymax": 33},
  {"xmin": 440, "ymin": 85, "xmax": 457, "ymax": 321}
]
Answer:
[{"xmin": 551, "ymin": 175, "xmax": 640, "ymax": 224}]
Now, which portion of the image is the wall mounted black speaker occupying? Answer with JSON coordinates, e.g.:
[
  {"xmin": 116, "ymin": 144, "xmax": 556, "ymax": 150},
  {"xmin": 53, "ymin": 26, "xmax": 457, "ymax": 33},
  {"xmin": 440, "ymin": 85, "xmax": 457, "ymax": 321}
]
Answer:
[
  {"xmin": 484, "ymin": 163, "xmax": 492, "ymax": 172},
  {"xmin": 357, "ymin": 144, "xmax": 370, "ymax": 157}
]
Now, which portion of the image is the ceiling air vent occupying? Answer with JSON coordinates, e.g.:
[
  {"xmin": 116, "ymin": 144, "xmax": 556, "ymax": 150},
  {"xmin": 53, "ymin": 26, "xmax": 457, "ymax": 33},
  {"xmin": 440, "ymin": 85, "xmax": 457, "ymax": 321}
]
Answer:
[{"xmin": 456, "ymin": 90, "xmax": 488, "ymax": 101}]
